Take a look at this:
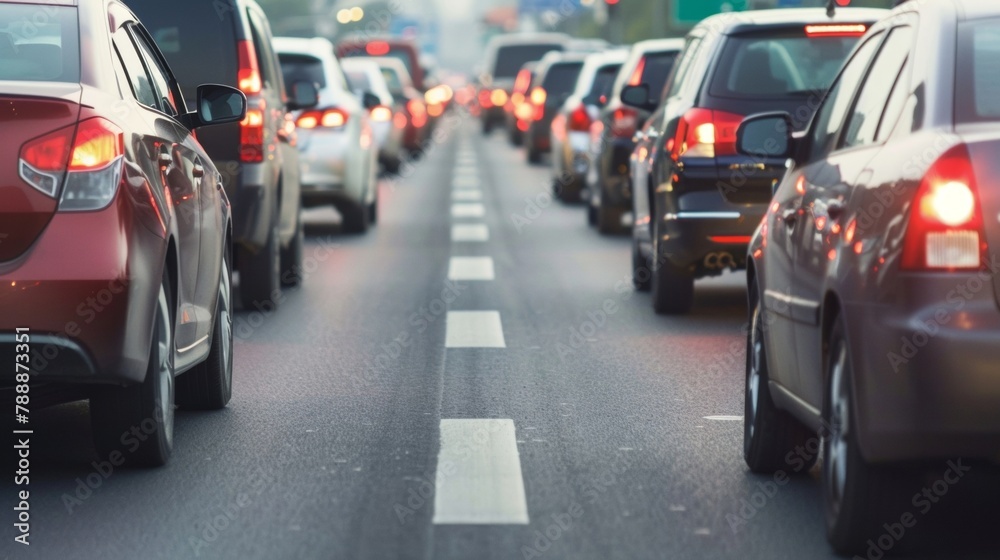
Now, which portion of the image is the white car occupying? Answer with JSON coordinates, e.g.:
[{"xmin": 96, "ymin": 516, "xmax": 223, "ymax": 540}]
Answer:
[
  {"xmin": 274, "ymin": 37, "xmax": 379, "ymax": 233},
  {"xmin": 340, "ymin": 58, "xmax": 405, "ymax": 174}
]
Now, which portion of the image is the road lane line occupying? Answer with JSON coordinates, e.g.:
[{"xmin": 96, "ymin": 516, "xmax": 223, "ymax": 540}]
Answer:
[
  {"xmin": 453, "ymin": 178, "xmax": 480, "ymax": 190},
  {"xmin": 448, "ymin": 257, "xmax": 495, "ymax": 281},
  {"xmin": 451, "ymin": 224, "xmax": 489, "ymax": 242},
  {"xmin": 452, "ymin": 203, "xmax": 485, "ymax": 218},
  {"xmin": 452, "ymin": 190, "xmax": 483, "ymax": 201},
  {"xmin": 445, "ymin": 311, "xmax": 506, "ymax": 348},
  {"xmin": 703, "ymin": 415, "xmax": 743, "ymax": 421},
  {"xmin": 432, "ymin": 419, "xmax": 529, "ymax": 525}
]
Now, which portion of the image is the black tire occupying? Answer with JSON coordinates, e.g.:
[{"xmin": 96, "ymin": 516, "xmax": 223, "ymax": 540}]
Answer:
[
  {"xmin": 280, "ymin": 215, "xmax": 303, "ymax": 288},
  {"xmin": 238, "ymin": 223, "xmax": 280, "ymax": 310},
  {"xmin": 509, "ymin": 127, "xmax": 523, "ymax": 146},
  {"xmin": 823, "ymin": 316, "xmax": 916, "ymax": 554},
  {"xmin": 632, "ymin": 244, "xmax": 651, "ymax": 292},
  {"xmin": 527, "ymin": 146, "xmax": 542, "ymax": 164},
  {"xmin": 368, "ymin": 189, "xmax": 379, "ymax": 225},
  {"xmin": 342, "ymin": 201, "xmax": 370, "ymax": 234},
  {"xmin": 482, "ymin": 119, "xmax": 493, "ymax": 135},
  {"xmin": 744, "ymin": 277, "xmax": 814, "ymax": 473},
  {"xmin": 555, "ymin": 177, "xmax": 582, "ymax": 203},
  {"xmin": 90, "ymin": 270, "xmax": 174, "ymax": 467},
  {"xmin": 597, "ymin": 201, "xmax": 623, "ymax": 235},
  {"xmin": 587, "ymin": 201, "xmax": 597, "ymax": 227},
  {"xmin": 383, "ymin": 158, "xmax": 401, "ymax": 175},
  {"xmin": 177, "ymin": 249, "xmax": 233, "ymax": 410},
  {"xmin": 650, "ymin": 246, "xmax": 694, "ymax": 315}
]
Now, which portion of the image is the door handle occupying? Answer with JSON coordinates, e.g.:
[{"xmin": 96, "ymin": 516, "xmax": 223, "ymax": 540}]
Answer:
[{"xmin": 192, "ymin": 164, "xmax": 205, "ymax": 178}]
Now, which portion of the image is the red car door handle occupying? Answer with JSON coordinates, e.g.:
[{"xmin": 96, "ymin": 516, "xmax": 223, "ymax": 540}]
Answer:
[{"xmin": 192, "ymin": 164, "xmax": 204, "ymax": 179}]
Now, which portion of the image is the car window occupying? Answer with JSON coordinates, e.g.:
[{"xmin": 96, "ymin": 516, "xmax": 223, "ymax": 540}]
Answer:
[
  {"xmin": 541, "ymin": 62, "xmax": 584, "ymax": 104},
  {"xmin": 0, "ymin": 3, "xmax": 80, "ymax": 82},
  {"xmin": 637, "ymin": 51, "xmax": 679, "ymax": 99},
  {"xmin": 666, "ymin": 37, "xmax": 701, "ymax": 98},
  {"xmin": 492, "ymin": 44, "xmax": 564, "ymax": 79},
  {"xmin": 113, "ymin": 28, "xmax": 159, "ymax": 110},
  {"xmin": 125, "ymin": 1, "xmax": 238, "ymax": 101},
  {"xmin": 841, "ymin": 27, "xmax": 913, "ymax": 149},
  {"xmin": 956, "ymin": 17, "xmax": 1000, "ymax": 124},
  {"xmin": 585, "ymin": 64, "xmax": 622, "ymax": 105},
  {"xmin": 711, "ymin": 32, "xmax": 860, "ymax": 99},
  {"xmin": 279, "ymin": 53, "xmax": 328, "ymax": 91},
  {"xmin": 344, "ymin": 69, "xmax": 371, "ymax": 91},
  {"xmin": 381, "ymin": 67, "xmax": 404, "ymax": 93},
  {"xmin": 807, "ymin": 32, "xmax": 883, "ymax": 162},
  {"xmin": 130, "ymin": 26, "xmax": 182, "ymax": 117}
]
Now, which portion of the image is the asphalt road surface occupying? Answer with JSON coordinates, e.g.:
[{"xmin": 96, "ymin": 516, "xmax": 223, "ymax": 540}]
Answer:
[{"xmin": 4, "ymin": 115, "xmax": 999, "ymax": 560}]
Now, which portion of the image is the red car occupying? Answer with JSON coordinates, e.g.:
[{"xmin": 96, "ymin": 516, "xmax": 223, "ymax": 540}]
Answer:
[
  {"xmin": 1, "ymin": 0, "xmax": 247, "ymax": 466},
  {"xmin": 337, "ymin": 36, "xmax": 426, "ymax": 91}
]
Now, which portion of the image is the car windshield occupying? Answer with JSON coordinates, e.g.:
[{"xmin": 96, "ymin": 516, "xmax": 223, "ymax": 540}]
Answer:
[
  {"xmin": 344, "ymin": 69, "xmax": 371, "ymax": 91},
  {"xmin": 957, "ymin": 18, "xmax": 1000, "ymax": 123},
  {"xmin": 541, "ymin": 62, "xmax": 584, "ymax": 103},
  {"xmin": 0, "ymin": 4, "xmax": 79, "ymax": 83},
  {"xmin": 278, "ymin": 53, "xmax": 327, "ymax": 90},
  {"xmin": 710, "ymin": 33, "xmax": 857, "ymax": 98},
  {"xmin": 494, "ymin": 44, "xmax": 563, "ymax": 79}
]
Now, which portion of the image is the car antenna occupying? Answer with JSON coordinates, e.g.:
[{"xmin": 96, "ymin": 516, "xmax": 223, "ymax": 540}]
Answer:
[{"xmin": 826, "ymin": 0, "xmax": 836, "ymax": 18}]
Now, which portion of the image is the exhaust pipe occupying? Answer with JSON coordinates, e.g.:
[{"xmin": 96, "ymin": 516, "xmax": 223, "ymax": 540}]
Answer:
[{"xmin": 704, "ymin": 252, "xmax": 736, "ymax": 270}]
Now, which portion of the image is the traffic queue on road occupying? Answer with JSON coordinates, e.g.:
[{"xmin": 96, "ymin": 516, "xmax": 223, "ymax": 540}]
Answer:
[{"xmin": 471, "ymin": 0, "xmax": 1000, "ymax": 554}]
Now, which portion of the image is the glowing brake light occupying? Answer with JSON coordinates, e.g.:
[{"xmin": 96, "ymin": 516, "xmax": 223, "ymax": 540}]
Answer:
[
  {"xmin": 296, "ymin": 108, "xmax": 350, "ymax": 129},
  {"xmin": 805, "ymin": 24, "xmax": 867, "ymax": 38},
  {"xmin": 902, "ymin": 144, "xmax": 987, "ymax": 270},
  {"xmin": 569, "ymin": 104, "xmax": 591, "ymax": 132},
  {"xmin": 366, "ymin": 41, "xmax": 390, "ymax": 56},
  {"xmin": 529, "ymin": 87, "xmax": 546, "ymax": 106},
  {"xmin": 237, "ymin": 40, "xmax": 262, "ymax": 94},
  {"xmin": 491, "ymin": 89, "xmax": 508, "ymax": 107},
  {"xmin": 241, "ymin": 109, "xmax": 265, "ymax": 162},
  {"xmin": 370, "ymin": 106, "xmax": 393, "ymax": 122},
  {"xmin": 669, "ymin": 108, "xmax": 743, "ymax": 159}
]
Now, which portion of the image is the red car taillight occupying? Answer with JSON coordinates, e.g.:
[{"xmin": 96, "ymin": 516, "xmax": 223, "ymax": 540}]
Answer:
[
  {"xmin": 240, "ymin": 108, "xmax": 265, "ymax": 163},
  {"xmin": 296, "ymin": 108, "xmax": 350, "ymax": 129},
  {"xmin": 370, "ymin": 106, "xmax": 393, "ymax": 122},
  {"xmin": 238, "ymin": 40, "xmax": 262, "ymax": 95},
  {"xmin": 408, "ymin": 99, "xmax": 427, "ymax": 128},
  {"xmin": 901, "ymin": 144, "xmax": 988, "ymax": 270},
  {"xmin": 611, "ymin": 107, "xmax": 638, "ymax": 139},
  {"xmin": 668, "ymin": 108, "xmax": 743, "ymax": 159},
  {"xmin": 19, "ymin": 117, "xmax": 124, "ymax": 210},
  {"xmin": 479, "ymin": 89, "xmax": 494, "ymax": 109},
  {"xmin": 569, "ymin": 104, "xmax": 591, "ymax": 132}
]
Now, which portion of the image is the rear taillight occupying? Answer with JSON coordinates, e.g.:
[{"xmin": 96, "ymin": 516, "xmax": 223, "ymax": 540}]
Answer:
[
  {"xmin": 514, "ymin": 69, "xmax": 532, "ymax": 94},
  {"xmin": 491, "ymin": 89, "xmax": 508, "ymax": 107},
  {"xmin": 569, "ymin": 104, "xmax": 591, "ymax": 132},
  {"xmin": 805, "ymin": 24, "xmax": 867, "ymax": 38},
  {"xmin": 19, "ymin": 117, "xmax": 124, "ymax": 210},
  {"xmin": 628, "ymin": 57, "xmax": 646, "ymax": 87},
  {"xmin": 296, "ymin": 108, "xmax": 350, "ymax": 129},
  {"xmin": 237, "ymin": 40, "xmax": 262, "ymax": 95},
  {"xmin": 901, "ymin": 144, "xmax": 987, "ymax": 270},
  {"xmin": 393, "ymin": 112, "xmax": 408, "ymax": 129},
  {"xmin": 668, "ymin": 108, "xmax": 743, "ymax": 159},
  {"xmin": 240, "ymin": 108, "xmax": 265, "ymax": 163},
  {"xmin": 479, "ymin": 89, "xmax": 493, "ymax": 109},
  {"xmin": 370, "ymin": 106, "xmax": 393, "ymax": 122},
  {"xmin": 408, "ymin": 99, "xmax": 427, "ymax": 128},
  {"xmin": 529, "ymin": 87, "xmax": 546, "ymax": 107},
  {"xmin": 611, "ymin": 107, "xmax": 638, "ymax": 139}
]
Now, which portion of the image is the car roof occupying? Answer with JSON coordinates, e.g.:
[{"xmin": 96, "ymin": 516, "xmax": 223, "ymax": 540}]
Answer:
[
  {"xmin": 486, "ymin": 32, "xmax": 570, "ymax": 47},
  {"xmin": 632, "ymin": 38, "xmax": 686, "ymax": 54},
  {"xmin": 950, "ymin": 0, "xmax": 1000, "ymax": 20},
  {"xmin": 273, "ymin": 37, "xmax": 334, "ymax": 58},
  {"xmin": 698, "ymin": 7, "xmax": 888, "ymax": 35}
]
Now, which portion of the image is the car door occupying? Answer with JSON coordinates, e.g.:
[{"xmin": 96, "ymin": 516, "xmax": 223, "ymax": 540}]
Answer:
[
  {"xmin": 792, "ymin": 25, "xmax": 916, "ymax": 408},
  {"xmin": 761, "ymin": 32, "xmax": 885, "ymax": 390},
  {"xmin": 113, "ymin": 24, "xmax": 211, "ymax": 350}
]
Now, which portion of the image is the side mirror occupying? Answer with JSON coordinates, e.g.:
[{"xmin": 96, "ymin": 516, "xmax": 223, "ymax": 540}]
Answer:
[
  {"xmin": 184, "ymin": 84, "xmax": 247, "ymax": 129},
  {"xmin": 362, "ymin": 91, "xmax": 381, "ymax": 110},
  {"xmin": 288, "ymin": 81, "xmax": 320, "ymax": 111},
  {"xmin": 620, "ymin": 84, "xmax": 654, "ymax": 111},
  {"xmin": 736, "ymin": 112, "xmax": 795, "ymax": 160}
]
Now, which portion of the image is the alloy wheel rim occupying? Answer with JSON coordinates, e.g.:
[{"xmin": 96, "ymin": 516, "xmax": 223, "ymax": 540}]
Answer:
[
  {"xmin": 220, "ymin": 259, "xmax": 233, "ymax": 393},
  {"xmin": 157, "ymin": 287, "xmax": 174, "ymax": 448},
  {"xmin": 747, "ymin": 304, "xmax": 763, "ymax": 440},
  {"xmin": 825, "ymin": 344, "xmax": 849, "ymax": 514}
]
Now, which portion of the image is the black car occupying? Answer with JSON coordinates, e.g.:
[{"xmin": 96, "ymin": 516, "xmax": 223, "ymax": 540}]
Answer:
[
  {"xmin": 591, "ymin": 39, "xmax": 683, "ymax": 234},
  {"xmin": 127, "ymin": 0, "xmax": 318, "ymax": 309},
  {"xmin": 478, "ymin": 33, "xmax": 568, "ymax": 135},
  {"xmin": 626, "ymin": 7, "xmax": 886, "ymax": 314},
  {"xmin": 524, "ymin": 52, "xmax": 588, "ymax": 165},
  {"xmin": 740, "ymin": 0, "xmax": 1000, "ymax": 553}
]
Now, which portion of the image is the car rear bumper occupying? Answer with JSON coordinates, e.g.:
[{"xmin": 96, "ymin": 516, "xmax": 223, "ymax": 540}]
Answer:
[
  {"xmin": 0, "ymin": 196, "xmax": 160, "ymax": 386},
  {"xmin": 848, "ymin": 278, "xmax": 1000, "ymax": 463},
  {"xmin": 657, "ymin": 208, "xmax": 762, "ymax": 274}
]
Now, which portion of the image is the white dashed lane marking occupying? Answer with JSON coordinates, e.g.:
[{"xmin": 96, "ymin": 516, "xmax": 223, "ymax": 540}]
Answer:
[
  {"xmin": 451, "ymin": 224, "xmax": 489, "ymax": 242},
  {"xmin": 448, "ymin": 257, "xmax": 495, "ymax": 281},
  {"xmin": 452, "ymin": 203, "xmax": 486, "ymax": 218},
  {"xmin": 703, "ymin": 415, "xmax": 743, "ymax": 421},
  {"xmin": 445, "ymin": 311, "xmax": 506, "ymax": 348},
  {"xmin": 432, "ymin": 419, "xmax": 529, "ymax": 525},
  {"xmin": 452, "ymin": 190, "xmax": 483, "ymax": 201}
]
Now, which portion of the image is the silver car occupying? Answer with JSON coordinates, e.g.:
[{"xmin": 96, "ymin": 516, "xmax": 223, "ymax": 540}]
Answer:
[{"xmin": 275, "ymin": 37, "xmax": 379, "ymax": 233}]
